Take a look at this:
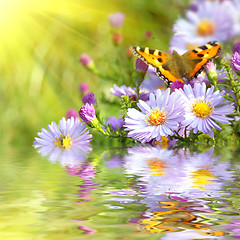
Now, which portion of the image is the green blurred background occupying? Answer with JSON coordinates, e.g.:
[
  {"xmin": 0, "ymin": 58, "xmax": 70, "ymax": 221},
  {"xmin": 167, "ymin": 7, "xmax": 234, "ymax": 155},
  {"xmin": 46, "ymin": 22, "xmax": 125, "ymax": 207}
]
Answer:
[{"xmin": 0, "ymin": 0, "xmax": 189, "ymax": 152}]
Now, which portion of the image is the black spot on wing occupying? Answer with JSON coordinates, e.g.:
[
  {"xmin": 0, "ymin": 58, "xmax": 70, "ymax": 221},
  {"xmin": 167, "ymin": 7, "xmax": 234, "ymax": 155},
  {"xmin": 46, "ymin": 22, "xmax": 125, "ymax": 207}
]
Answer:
[
  {"xmin": 199, "ymin": 45, "xmax": 208, "ymax": 50},
  {"xmin": 158, "ymin": 58, "xmax": 162, "ymax": 62},
  {"xmin": 208, "ymin": 41, "xmax": 218, "ymax": 46},
  {"xmin": 149, "ymin": 49, "xmax": 155, "ymax": 54},
  {"xmin": 192, "ymin": 49, "xmax": 198, "ymax": 53},
  {"xmin": 197, "ymin": 53, "xmax": 204, "ymax": 57}
]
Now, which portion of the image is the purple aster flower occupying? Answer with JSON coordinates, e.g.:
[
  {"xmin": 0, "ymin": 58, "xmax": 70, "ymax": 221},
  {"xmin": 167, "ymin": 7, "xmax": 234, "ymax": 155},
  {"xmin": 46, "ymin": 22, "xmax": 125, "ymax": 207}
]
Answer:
[
  {"xmin": 79, "ymin": 82, "xmax": 90, "ymax": 94},
  {"xmin": 124, "ymin": 88, "xmax": 185, "ymax": 143},
  {"xmin": 170, "ymin": 1, "xmax": 234, "ymax": 54},
  {"xmin": 106, "ymin": 116, "xmax": 125, "ymax": 131},
  {"xmin": 232, "ymin": 41, "xmax": 240, "ymax": 53},
  {"xmin": 110, "ymin": 84, "xmax": 149, "ymax": 101},
  {"xmin": 33, "ymin": 117, "xmax": 92, "ymax": 166},
  {"xmin": 142, "ymin": 67, "xmax": 166, "ymax": 92},
  {"xmin": 231, "ymin": 51, "xmax": 240, "ymax": 72},
  {"xmin": 79, "ymin": 103, "xmax": 96, "ymax": 123},
  {"xmin": 135, "ymin": 58, "xmax": 148, "ymax": 73},
  {"xmin": 82, "ymin": 92, "xmax": 97, "ymax": 105},
  {"xmin": 108, "ymin": 12, "xmax": 125, "ymax": 28},
  {"xmin": 66, "ymin": 109, "xmax": 79, "ymax": 120},
  {"xmin": 230, "ymin": 0, "xmax": 240, "ymax": 36},
  {"xmin": 175, "ymin": 82, "xmax": 235, "ymax": 137}
]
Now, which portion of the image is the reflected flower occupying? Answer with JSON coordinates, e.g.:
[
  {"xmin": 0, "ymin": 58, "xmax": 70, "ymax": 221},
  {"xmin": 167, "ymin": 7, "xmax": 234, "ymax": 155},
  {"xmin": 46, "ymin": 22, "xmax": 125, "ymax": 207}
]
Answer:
[
  {"xmin": 176, "ymin": 82, "xmax": 234, "ymax": 137},
  {"xmin": 124, "ymin": 146, "xmax": 234, "ymax": 200},
  {"xmin": 33, "ymin": 117, "xmax": 92, "ymax": 166},
  {"xmin": 106, "ymin": 155, "xmax": 124, "ymax": 168}
]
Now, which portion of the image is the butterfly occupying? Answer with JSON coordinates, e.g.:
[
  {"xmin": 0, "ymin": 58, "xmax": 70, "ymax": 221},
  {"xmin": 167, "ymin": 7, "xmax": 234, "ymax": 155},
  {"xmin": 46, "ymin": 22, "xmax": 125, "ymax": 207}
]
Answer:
[{"xmin": 130, "ymin": 41, "xmax": 221, "ymax": 86}]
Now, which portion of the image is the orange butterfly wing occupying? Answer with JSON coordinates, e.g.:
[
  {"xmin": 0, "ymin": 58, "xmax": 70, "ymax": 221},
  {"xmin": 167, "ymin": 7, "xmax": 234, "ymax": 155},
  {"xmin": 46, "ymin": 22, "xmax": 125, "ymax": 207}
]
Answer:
[
  {"xmin": 130, "ymin": 46, "xmax": 180, "ymax": 85},
  {"xmin": 183, "ymin": 41, "xmax": 221, "ymax": 80}
]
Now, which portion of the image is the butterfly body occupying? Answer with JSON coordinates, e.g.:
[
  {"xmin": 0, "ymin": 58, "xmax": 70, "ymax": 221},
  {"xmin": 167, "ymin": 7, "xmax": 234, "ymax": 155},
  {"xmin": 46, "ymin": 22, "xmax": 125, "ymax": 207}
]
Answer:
[{"xmin": 130, "ymin": 41, "xmax": 221, "ymax": 86}]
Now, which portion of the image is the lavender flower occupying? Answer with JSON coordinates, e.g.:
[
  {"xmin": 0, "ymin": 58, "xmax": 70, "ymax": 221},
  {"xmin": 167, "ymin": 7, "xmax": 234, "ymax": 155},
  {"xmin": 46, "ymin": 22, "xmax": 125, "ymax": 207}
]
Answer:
[
  {"xmin": 110, "ymin": 84, "xmax": 149, "ymax": 101},
  {"xmin": 142, "ymin": 67, "xmax": 166, "ymax": 92},
  {"xmin": 66, "ymin": 109, "xmax": 79, "ymax": 120},
  {"xmin": 170, "ymin": 1, "xmax": 234, "ymax": 54},
  {"xmin": 108, "ymin": 12, "xmax": 125, "ymax": 28},
  {"xmin": 124, "ymin": 89, "xmax": 185, "ymax": 143},
  {"xmin": 79, "ymin": 103, "xmax": 96, "ymax": 123},
  {"xmin": 33, "ymin": 117, "xmax": 92, "ymax": 166},
  {"xmin": 176, "ymin": 82, "xmax": 235, "ymax": 137},
  {"xmin": 232, "ymin": 41, "xmax": 240, "ymax": 53},
  {"xmin": 106, "ymin": 116, "xmax": 125, "ymax": 131},
  {"xmin": 82, "ymin": 92, "xmax": 97, "ymax": 105},
  {"xmin": 230, "ymin": 0, "xmax": 240, "ymax": 36},
  {"xmin": 231, "ymin": 51, "xmax": 240, "ymax": 72}
]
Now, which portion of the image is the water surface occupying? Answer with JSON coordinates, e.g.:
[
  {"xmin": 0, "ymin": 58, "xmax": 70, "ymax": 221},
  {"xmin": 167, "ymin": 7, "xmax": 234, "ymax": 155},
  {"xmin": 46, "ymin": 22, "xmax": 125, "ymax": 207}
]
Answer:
[{"xmin": 1, "ymin": 146, "xmax": 240, "ymax": 239}]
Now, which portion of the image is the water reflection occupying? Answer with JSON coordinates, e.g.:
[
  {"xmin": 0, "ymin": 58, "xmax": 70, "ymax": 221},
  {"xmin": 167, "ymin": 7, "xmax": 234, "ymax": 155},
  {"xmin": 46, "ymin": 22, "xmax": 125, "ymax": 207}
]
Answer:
[
  {"xmin": 114, "ymin": 146, "xmax": 238, "ymax": 239},
  {"xmin": 33, "ymin": 143, "xmax": 240, "ymax": 239},
  {"xmin": 67, "ymin": 163, "xmax": 98, "ymax": 234}
]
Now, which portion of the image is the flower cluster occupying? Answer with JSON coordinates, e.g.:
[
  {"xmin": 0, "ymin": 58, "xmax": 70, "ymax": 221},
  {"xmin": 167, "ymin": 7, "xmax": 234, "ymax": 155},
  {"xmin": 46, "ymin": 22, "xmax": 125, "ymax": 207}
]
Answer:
[{"xmin": 34, "ymin": 3, "xmax": 240, "ymax": 164}]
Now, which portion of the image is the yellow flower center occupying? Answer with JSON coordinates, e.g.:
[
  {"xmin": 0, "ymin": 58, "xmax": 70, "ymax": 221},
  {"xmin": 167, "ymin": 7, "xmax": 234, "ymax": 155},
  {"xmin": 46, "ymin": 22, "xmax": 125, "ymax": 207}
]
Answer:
[
  {"xmin": 55, "ymin": 134, "xmax": 72, "ymax": 149},
  {"xmin": 147, "ymin": 108, "xmax": 166, "ymax": 126},
  {"xmin": 192, "ymin": 99, "xmax": 213, "ymax": 118},
  {"xmin": 156, "ymin": 136, "xmax": 169, "ymax": 149},
  {"xmin": 197, "ymin": 19, "xmax": 215, "ymax": 37}
]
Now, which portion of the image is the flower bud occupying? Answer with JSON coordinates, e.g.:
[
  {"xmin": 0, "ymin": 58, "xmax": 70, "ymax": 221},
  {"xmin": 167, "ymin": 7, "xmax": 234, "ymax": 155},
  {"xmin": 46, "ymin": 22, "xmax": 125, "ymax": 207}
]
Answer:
[
  {"xmin": 135, "ymin": 58, "xmax": 148, "ymax": 73},
  {"xmin": 79, "ymin": 82, "xmax": 90, "ymax": 95},
  {"xmin": 82, "ymin": 92, "xmax": 97, "ymax": 105},
  {"xmin": 66, "ymin": 109, "xmax": 79, "ymax": 119},
  {"xmin": 231, "ymin": 52, "xmax": 240, "ymax": 74},
  {"xmin": 79, "ymin": 103, "xmax": 96, "ymax": 124},
  {"xmin": 205, "ymin": 62, "xmax": 218, "ymax": 85},
  {"xmin": 108, "ymin": 12, "xmax": 125, "ymax": 28},
  {"xmin": 112, "ymin": 32, "xmax": 123, "ymax": 45},
  {"xmin": 79, "ymin": 53, "xmax": 95, "ymax": 69}
]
